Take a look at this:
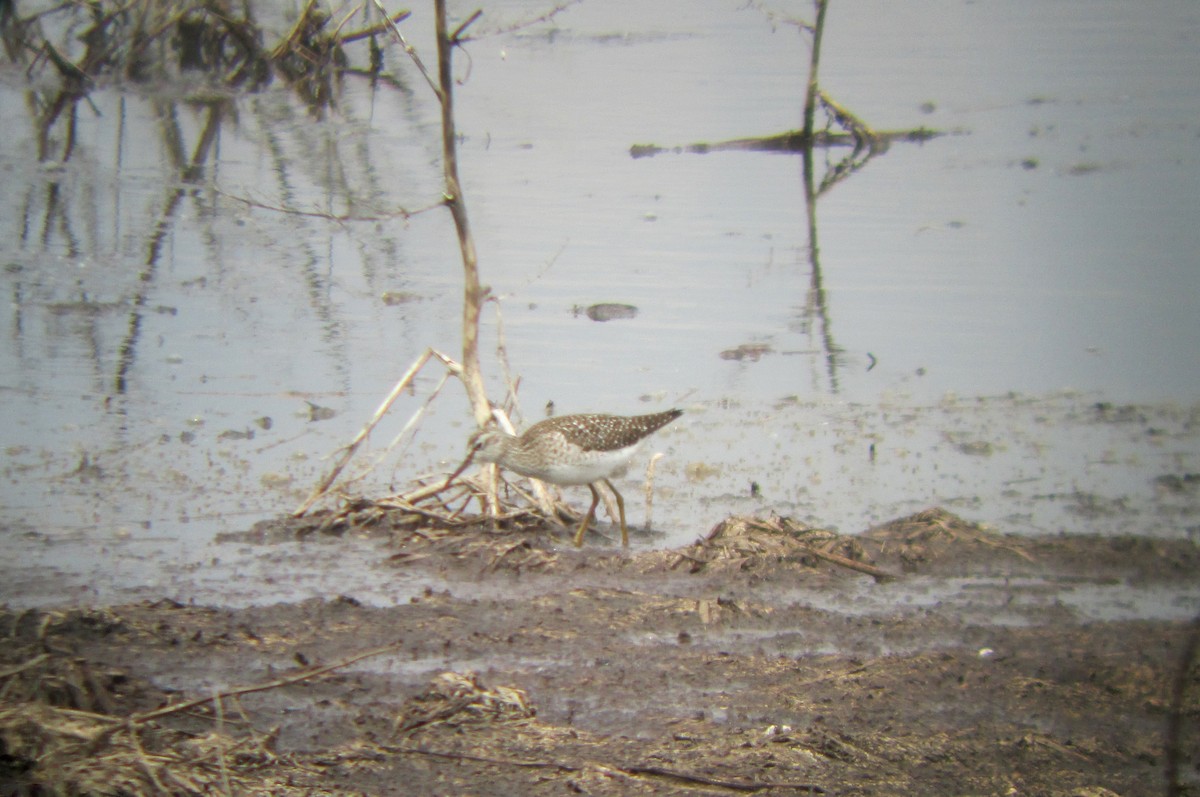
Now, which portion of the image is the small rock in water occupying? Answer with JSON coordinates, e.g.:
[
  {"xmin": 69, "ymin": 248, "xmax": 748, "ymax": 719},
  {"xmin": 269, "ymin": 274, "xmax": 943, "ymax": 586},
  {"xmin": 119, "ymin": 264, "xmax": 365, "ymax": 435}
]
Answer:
[
  {"xmin": 306, "ymin": 402, "xmax": 336, "ymax": 422},
  {"xmin": 719, "ymin": 343, "xmax": 771, "ymax": 362},
  {"xmin": 584, "ymin": 303, "xmax": 638, "ymax": 322}
]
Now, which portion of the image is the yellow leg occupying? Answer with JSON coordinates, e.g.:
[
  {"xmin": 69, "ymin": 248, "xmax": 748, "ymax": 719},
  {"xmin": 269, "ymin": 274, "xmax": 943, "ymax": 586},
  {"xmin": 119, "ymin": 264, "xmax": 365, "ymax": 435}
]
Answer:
[
  {"xmin": 603, "ymin": 478, "xmax": 629, "ymax": 547},
  {"xmin": 574, "ymin": 483, "xmax": 602, "ymax": 547}
]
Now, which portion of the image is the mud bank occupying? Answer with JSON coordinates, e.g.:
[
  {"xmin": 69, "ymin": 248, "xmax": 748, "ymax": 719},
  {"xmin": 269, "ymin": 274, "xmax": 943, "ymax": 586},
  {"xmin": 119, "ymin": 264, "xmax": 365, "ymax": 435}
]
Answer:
[{"xmin": 3, "ymin": 513, "xmax": 1198, "ymax": 795}]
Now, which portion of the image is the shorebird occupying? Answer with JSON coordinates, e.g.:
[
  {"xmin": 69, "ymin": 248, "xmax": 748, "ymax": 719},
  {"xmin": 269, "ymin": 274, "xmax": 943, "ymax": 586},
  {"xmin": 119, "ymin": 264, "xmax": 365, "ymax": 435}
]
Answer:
[{"xmin": 453, "ymin": 409, "xmax": 682, "ymax": 547}]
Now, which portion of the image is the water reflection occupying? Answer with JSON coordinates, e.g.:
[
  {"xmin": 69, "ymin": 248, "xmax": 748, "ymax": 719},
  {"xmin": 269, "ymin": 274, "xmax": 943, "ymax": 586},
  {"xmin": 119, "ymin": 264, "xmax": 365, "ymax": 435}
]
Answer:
[
  {"xmin": 1, "ymin": 1, "xmax": 1199, "ymax": 607},
  {"xmin": 2, "ymin": 4, "xmax": 447, "ymax": 566}
]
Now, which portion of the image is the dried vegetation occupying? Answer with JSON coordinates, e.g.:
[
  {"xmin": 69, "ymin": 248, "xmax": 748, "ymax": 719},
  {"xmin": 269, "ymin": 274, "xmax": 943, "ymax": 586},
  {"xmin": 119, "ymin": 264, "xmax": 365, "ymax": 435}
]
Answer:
[{"xmin": 4, "ymin": 0, "xmax": 408, "ymax": 107}]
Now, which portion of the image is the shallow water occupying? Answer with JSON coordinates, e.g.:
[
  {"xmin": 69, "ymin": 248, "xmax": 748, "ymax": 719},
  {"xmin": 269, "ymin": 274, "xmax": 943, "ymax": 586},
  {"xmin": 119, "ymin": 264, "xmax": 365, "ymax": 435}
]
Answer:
[{"xmin": 1, "ymin": 0, "xmax": 1199, "ymax": 607}]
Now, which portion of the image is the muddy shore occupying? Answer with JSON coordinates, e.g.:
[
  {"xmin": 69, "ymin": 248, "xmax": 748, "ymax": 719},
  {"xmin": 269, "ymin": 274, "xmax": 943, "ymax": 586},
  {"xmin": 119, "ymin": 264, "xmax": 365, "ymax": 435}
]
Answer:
[{"xmin": 3, "ymin": 511, "xmax": 1198, "ymax": 796}]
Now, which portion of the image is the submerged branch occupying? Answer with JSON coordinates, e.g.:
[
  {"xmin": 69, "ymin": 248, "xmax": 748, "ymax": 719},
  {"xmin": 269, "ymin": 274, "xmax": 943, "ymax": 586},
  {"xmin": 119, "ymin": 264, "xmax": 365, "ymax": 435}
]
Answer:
[{"xmin": 630, "ymin": 126, "xmax": 939, "ymax": 159}]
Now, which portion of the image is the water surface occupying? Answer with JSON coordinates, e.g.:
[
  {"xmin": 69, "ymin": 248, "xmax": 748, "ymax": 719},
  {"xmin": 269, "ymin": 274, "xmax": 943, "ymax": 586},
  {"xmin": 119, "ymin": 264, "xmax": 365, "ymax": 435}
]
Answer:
[{"xmin": 1, "ymin": 0, "xmax": 1198, "ymax": 606}]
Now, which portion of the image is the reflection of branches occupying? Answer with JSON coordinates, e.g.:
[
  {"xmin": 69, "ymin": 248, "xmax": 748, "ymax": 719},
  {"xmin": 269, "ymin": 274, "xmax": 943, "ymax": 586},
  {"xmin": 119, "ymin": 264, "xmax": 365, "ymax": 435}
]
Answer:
[
  {"xmin": 630, "ymin": 0, "xmax": 941, "ymax": 395},
  {"xmin": 113, "ymin": 188, "xmax": 181, "ymax": 396},
  {"xmin": 631, "ymin": 0, "xmax": 936, "ymax": 175},
  {"xmin": 34, "ymin": 79, "xmax": 92, "ymax": 162},
  {"xmin": 155, "ymin": 102, "xmax": 187, "ymax": 172},
  {"xmin": 115, "ymin": 99, "xmax": 226, "ymax": 395},
  {"xmin": 464, "ymin": 0, "xmax": 582, "ymax": 41},
  {"xmin": 215, "ymin": 188, "xmax": 442, "ymax": 224},
  {"xmin": 801, "ymin": 145, "xmax": 840, "ymax": 393},
  {"xmin": 38, "ymin": 182, "xmax": 80, "ymax": 258}
]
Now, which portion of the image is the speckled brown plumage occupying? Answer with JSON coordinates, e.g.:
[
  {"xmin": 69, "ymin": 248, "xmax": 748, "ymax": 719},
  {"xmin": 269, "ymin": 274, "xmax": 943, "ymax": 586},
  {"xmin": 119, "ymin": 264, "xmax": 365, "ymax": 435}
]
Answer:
[
  {"xmin": 461, "ymin": 409, "xmax": 683, "ymax": 547},
  {"xmin": 521, "ymin": 410, "xmax": 683, "ymax": 453}
]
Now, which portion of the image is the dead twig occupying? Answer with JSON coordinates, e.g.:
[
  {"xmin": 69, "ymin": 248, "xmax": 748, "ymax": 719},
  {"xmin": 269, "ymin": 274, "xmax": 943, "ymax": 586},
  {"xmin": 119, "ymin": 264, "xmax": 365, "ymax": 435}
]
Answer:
[
  {"xmin": 212, "ymin": 688, "xmax": 234, "ymax": 797},
  {"xmin": 801, "ymin": 0, "xmax": 828, "ymax": 142},
  {"xmin": 127, "ymin": 725, "xmax": 169, "ymax": 793},
  {"xmin": 383, "ymin": 742, "xmax": 569, "ymax": 770},
  {"xmin": 371, "ymin": 0, "xmax": 439, "ymax": 96},
  {"xmin": 375, "ymin": 495, "xmax": 477, "ymax": 527},
  {"xmin": 748, "ymin": 517, "xmax": 896, "ymax": 581},
  {"xmin": 294, "ymin": 348, "xmax": 462, "ymax": 516},
  {"xmin": 0, "ymin": 653, "xmax": 51, "ymax": 680},
  {"xmin": 338, "ymin": 8, "xmax": 412, "ymax": 45},
  {"xmin": 790, "ymin": 664, "xmax": 871, "ymax": 690},
  {"xmin": 381, "ymin": 744, "xmax": 824, "ymax": 793},
  {"xmin": 376, "ymin": 368, "xmax": 456, "ymax": 474},
  {"xmin": 625, "ymin": 764, "xmax": 826, "ymax": 793},
  {"xmin": 817, "ymin": 88, "xmax": 877, "ymax": 149},
  {"xmin": 130, "ymin": 640, "xmax": 405, "ymax": 726},
  {"xmin": 431, "ymin": 0, "xmax": 493, "ymax": 430}
]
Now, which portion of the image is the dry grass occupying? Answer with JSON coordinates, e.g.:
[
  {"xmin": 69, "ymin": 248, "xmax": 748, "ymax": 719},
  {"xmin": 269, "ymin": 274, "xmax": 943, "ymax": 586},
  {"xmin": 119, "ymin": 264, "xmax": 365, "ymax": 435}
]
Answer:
[{"xmin": 4, "ymin": 0, "xmax": 411, "ymax": 107}]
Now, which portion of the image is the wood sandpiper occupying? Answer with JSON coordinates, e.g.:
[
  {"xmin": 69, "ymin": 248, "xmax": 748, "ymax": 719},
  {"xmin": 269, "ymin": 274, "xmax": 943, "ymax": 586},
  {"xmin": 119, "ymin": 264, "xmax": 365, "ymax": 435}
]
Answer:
[{"xmin": 455, "ymin": 409, "xmax": 682, "ymax": 547}]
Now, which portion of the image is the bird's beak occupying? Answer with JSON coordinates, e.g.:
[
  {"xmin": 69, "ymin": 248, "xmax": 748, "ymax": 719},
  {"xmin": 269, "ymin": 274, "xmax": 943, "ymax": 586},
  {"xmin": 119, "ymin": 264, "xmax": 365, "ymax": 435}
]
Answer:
[{"xmin": 442, "ymin": 445, "xmax": 478, "ymax": 490}]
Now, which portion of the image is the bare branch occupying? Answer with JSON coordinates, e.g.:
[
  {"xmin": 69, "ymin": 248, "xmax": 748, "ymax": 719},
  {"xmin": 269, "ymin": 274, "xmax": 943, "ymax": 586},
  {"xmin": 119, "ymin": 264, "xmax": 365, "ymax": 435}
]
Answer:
[
  {"xmin": 294, "ymin": 348, "xmax": 435, "ymax": 516},
  {"xmin": 371, "ymin": 0, "xmax": 440, "ymax": 97}
]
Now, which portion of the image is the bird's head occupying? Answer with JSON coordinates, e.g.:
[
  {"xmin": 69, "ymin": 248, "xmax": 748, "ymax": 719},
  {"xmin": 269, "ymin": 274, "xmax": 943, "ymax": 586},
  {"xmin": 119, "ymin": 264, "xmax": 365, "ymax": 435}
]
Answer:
[
  {"xmin": 443, "ymin": 426, "xmax": 512, "ymax": 489},
  {"xmin": 465, "ymin": 427, "xmax": 508, "ymax": 464}
]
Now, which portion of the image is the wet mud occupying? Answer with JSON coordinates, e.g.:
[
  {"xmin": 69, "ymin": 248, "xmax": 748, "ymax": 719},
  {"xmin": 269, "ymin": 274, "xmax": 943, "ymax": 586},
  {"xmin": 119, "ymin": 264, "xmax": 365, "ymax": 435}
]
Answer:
[{"xmin": 3, "ymin": 511, "xmax": 1198, "ymax": 796}]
